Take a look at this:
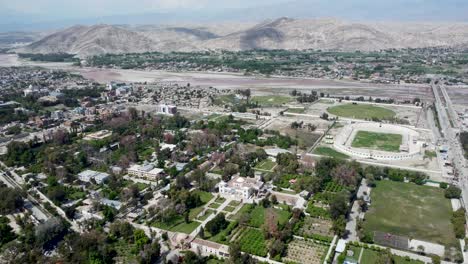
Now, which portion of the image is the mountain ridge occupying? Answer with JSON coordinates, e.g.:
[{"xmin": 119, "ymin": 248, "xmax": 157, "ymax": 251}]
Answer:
[{"xmin": 14, "ymin": 18, "xmax": 468, "ymax": 57}]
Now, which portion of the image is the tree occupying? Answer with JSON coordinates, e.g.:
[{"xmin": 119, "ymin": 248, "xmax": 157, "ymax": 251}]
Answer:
[
  {"xmin": 198, "ymin": 227, "xmax": 205, "ymax": 239},
  {"xmin": 445, "ymin": 185, "xmax": 462, "ymax": 199},
  {"xmin": 269, "ymin": 239, "xmax": 285, "ymax": 258},
  {"xmin": 228, "ymin": 242, "xmax": 242, "ymax": 263},
  {"xmin": 330, "ymin": 192, "xmax": 349, "ymax": 220},
  {"xmin": 35, "ymin": 217, "xmax": 66, "ymax": 247},
  {"xmin": 331, "ymin": 164, "xmax": 358, "ymax": 187},
  {"xmin": 0, "ymin": 222, "xmax": 15, "ymax": 246},
  {"xmin": 205, "ymin": 213, "xmax": 228, "ymax": 236},
  {"xmin": 332, "ymin": 215, "xmax": 347, "ymax": 237},
  {"xmin": 0, "ymin": 185, "xmax": 24, "ymax": 214},
  {"xmin": 128, "ymin": 107, "xmax": 138, "ymax": 120},
  {"xmin": 222, "ymin": 163, "xmax": 238, "ymax": 181},
  {"xmin": 138, "ymin": 241, "xmax": 161, "ymax": 264},
  {"xmin": 133, "ymin": 229, "xmax": 150, "ymax": 250},
  {"xmin": 264, "ymin": 208, "xmax": 279, "ymax": 239},
  {"xmin": 417, "ymin": 245, "xmax": 425, "ymax": 255}
]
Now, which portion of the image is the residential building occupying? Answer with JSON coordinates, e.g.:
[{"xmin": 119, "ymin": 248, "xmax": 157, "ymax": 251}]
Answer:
[
  {"xmin": 190, "ymin": 239, "xmax": 230, "ymax": 258},
  {"xmin": 78, "ymin": 169, "xmax": 110, "ymax": 184},
  {"xmin": 128, "ymin": 163, "xmax": 164, "ymax": 181},
  {"xmin": 157, "ymin": 104, "xmax": 177, "ymax": 115}
]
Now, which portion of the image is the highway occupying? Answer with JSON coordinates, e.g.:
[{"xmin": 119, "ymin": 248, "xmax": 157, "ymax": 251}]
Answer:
[{"xmin": 432, "ymin": 82, "xmax": 468, "ymax": 208}]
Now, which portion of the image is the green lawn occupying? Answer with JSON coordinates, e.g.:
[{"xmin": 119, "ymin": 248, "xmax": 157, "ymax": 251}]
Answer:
[
  {"xmin": 363, "ymin": 180, "xmax": 458, "ymax": 247},
  {"xmin": 254, "ymin": 159, "xmax": 277, "ymax": 171},
  {"xmin": 352, "ymin": 131, "xmax": 402, "ymax": 152},
  {"xmin": 249, "ymin": 206, "xmax": 292, "ymax": 228},
  {"xmin": 223, "ymin": 206, "xmax": 237, "ymax": 212},
  {"xmin": 360, "ymin": 249, "xmax": 380, "ymax": 264},
  {"xmin": 198, "ymin": 209, "xmax": 214, "ymax": 221},
  {"xmin": 229, "ymin": 204, "xmax": 253, "ymax": 221},
  {"xmin": 208, "ymin": 203, "xmax": 221, "ymax": 209},
  {"xmin": 314, "ymin": 146, "xmax": 350, "ymax": 159},
  {"xmin": 252, "ymin": 95, "xmax": 292, "ymax": 106},
  {"xmin": 327, "ymin": 104, "xmax": 396, "ymax": 120},
  {"xmin": 193, "ymin": 190, "xmax": 214, "ymax": 204},
  {"xmin": 189, "ymin": 206, "xmax": 205, "ymax": 220},
  {"xmin": 215, "ymin": 197, "xmax": 226, "ymax": 203},
  {"xmin": 170, "ymin": 221, "xmax": 201, "ymax": 234},
  {"xmin": 228, "ymin": 200, "xmax": 241, "ymax": 207}
]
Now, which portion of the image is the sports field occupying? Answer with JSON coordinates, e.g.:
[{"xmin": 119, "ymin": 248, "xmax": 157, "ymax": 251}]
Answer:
[
  {"xmin": 363, "ymin": 180, "xmax": 458, "ymax": 247},
  {"xmin": 252, "ymin": 95, "xmax": 292, "ymax": 106},
  {"xmin": 352, "ymin": 131, "xmax": 402, "ymax": 152},
  {"xmin": 327, "ymin": 104, "xmax": 396, "ymax": 120}
]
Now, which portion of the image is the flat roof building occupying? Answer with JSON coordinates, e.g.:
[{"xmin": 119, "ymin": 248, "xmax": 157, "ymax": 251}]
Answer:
[
  {"xmin": 78, "ymin": 170, "xmax": 110, "ymax": 184},
  {"xmin": 128, "ymin": 163, "xmax": 164, "ymax": 181}
]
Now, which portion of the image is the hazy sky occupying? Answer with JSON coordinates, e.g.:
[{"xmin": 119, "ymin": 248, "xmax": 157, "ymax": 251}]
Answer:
[
  {"xmin": 1, "ymin": 0, "xmax": 290, "ymax": 19},
  {"xmin": 1, "ymin": 0, "xmax": 467, "ymax": 31}
]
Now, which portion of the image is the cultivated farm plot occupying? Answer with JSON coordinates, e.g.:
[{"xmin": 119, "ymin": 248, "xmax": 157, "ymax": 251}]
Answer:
[
  {"xmin": 298, "ymin": 216, "xmax": 334, "ymax": 237},
  {"xmin": 232, "ymin": 227, "xmax": 268, "ymax": 257},
  {"xmin": 363, "ymin": 180, "xmax": 458, "ymax": 248},
  {"xmin": 327, "ymin": 104, "xmax": 396, "ymax": 120},
  {"xmin": 352, "ymin": 131, "xmax": 402, "ymax": 152},
  {"xmin": 283, "ymin": 238, "xmax": 329, "ymax": 264}
]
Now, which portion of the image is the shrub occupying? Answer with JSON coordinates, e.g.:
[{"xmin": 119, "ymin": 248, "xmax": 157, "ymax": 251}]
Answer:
[
  {"xmin": 439, "ymin": 182, "xmax": 448, "ymax": 189},
  {"xmin": 445, "ymin": 185, "xmax": 462, "ymax": 199}
]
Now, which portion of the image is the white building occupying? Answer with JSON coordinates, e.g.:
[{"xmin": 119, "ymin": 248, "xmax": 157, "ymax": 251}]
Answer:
[
  {"xmin": 190, "ymin": 238, "xmax": 230, "ymax": 258},
  {"xmin": 219, "ymin": 176, "xmax": 264, "ymax": 201},
  {"xmin": 128, "ymin": 163, "xmax": 164, "ymax": 181},
  {"xmin": 157, "ymin": 104, "xmax": 177, "ymax": 115},
  {"xmin": 78, "ymin": 170, "xmax": 110, "ymax": 184}
]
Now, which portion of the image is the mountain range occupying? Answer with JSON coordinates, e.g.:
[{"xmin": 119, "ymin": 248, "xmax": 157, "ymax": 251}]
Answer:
[{"xmin": 13, "ymin": 18, "xmax": 468, "ymax": 57}]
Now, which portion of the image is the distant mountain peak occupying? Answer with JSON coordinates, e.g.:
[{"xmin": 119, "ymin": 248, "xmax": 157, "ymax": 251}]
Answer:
[{"xmin": 14, "ymin": 18, "xmax": 468, "ymax": 57}]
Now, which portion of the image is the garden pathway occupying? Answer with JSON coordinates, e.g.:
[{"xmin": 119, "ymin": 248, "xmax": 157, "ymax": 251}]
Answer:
[{"xmin": 189, "ymin": 197, "xmax": 233, "ymax": 237}]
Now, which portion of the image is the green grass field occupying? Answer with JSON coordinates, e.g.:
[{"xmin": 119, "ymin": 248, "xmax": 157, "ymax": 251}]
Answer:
[
  {"xmin": 254, "ymin": 159, "xmax": 277, "ymax": 171},
  {"xmin": 252, "ymin": 95, "xmax": 292, "ymax": 106},
  {"xmin": 327, "ymin": 104, "xmax": 396, "ymax": 120},
  {"xmin": 170, "ymin": 221, "xmax": 201, "ymax": 233},
  {"xmin": 193, "ymin": 190, "xmax": 214, "ymax": 204},
  {"xmin": 352, "ymin": 131, "xmax": 402, "ymax": 152},
  {"xmin": 363, "ymin": 181, "xmax": 458, "ymax": 247},
  {"xmin": 314, "ymin": 146, "xmax": 350, "ymax": 159},
  {"xmin": 249, "ymin": 206, "xmax": 292, "ymax": 228}
]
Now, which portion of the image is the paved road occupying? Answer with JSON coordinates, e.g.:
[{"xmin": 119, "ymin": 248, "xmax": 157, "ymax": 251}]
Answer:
[
  {"xmin": 0, "ymin": 168, "xmax": 50, "ymax": 222},
  {"xmin": 432, "ymin": 83, "xmax": 468, "ymax": 207}
]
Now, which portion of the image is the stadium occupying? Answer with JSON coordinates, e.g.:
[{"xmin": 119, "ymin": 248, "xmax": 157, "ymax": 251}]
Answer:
[{"xmin": 333, "ymin": 122, "xmax": 423, "ymax": 161}]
